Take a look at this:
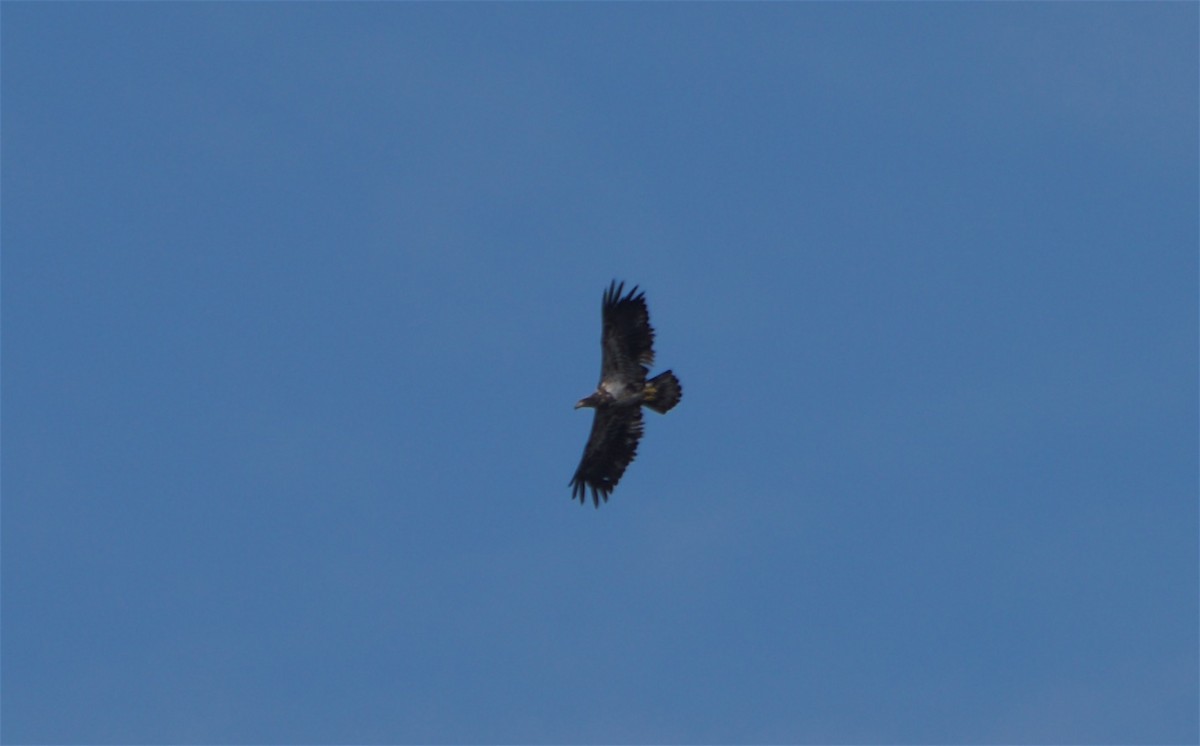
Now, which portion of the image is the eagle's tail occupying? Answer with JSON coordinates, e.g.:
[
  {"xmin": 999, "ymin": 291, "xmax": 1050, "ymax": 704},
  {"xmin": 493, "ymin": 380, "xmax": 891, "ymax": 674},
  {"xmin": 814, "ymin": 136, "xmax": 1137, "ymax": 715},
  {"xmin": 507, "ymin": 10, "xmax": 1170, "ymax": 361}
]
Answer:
[{"xmin": 643, "ymin": 371, "xmax": 682, "ymax": 414}]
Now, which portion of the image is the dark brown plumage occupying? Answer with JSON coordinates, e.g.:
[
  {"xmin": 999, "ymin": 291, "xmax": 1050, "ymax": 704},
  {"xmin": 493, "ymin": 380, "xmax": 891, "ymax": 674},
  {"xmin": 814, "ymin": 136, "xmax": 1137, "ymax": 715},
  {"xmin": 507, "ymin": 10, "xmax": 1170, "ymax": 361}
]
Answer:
[{"xmin": 571, "ymin": 281, "xmax": 682, "ymax": 507}]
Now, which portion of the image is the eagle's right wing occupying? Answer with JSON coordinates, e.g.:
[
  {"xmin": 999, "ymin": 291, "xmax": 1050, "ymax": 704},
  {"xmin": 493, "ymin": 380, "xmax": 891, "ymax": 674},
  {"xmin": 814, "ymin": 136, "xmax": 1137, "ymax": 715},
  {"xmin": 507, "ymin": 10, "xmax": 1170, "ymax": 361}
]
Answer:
[{"xmin": 570, "ymin": 405, "xmax": 645, "ymax": 507}]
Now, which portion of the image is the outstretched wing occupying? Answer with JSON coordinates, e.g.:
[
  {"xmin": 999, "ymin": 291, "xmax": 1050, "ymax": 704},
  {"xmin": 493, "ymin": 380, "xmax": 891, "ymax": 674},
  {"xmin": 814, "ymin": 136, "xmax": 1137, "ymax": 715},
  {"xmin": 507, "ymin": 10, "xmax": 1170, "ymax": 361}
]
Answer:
[
  {"xmin": 600, "ymin": 281, "xmax": 655, "ymax": 385},
  {"xmin": 570, "ymin": 405, "xmax": 645, "ymax": 507}
]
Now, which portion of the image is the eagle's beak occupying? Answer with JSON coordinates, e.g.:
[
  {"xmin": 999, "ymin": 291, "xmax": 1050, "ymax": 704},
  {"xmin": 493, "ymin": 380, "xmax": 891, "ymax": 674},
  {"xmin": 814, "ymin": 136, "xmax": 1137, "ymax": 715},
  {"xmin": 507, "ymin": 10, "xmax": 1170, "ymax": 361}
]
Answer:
[{"xmin": 574, "ymin": 400, "xmax": 586, "ymax": 409}]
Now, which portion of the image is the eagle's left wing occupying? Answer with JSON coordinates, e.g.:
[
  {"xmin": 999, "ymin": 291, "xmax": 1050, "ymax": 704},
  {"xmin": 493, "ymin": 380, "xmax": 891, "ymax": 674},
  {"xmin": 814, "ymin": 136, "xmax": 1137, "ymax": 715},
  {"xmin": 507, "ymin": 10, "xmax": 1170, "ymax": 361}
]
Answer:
[
  {"xmin": 570, "ymin": 405, "xmax": 645, "ymax": 507},
  {"xmin": 599, "ymin": 281, "xmax": 655, "ymax": 384}
]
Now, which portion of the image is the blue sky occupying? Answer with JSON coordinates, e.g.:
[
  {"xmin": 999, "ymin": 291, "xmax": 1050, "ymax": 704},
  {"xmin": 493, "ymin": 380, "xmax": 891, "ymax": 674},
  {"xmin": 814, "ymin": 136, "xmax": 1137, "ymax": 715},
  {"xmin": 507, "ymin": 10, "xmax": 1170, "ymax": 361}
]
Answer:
[{"xmin": 3, "ymin": 4, "xmax": 1196, "ymax": 744}]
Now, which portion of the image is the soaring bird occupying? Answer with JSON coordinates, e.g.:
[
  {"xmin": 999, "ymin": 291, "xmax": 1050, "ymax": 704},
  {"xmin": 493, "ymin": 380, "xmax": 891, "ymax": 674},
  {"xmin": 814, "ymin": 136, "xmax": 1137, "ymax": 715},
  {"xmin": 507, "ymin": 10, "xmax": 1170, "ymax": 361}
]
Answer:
[{"xmin": 571, "ymin": 281, "xmax": 682, "ymax": 507}]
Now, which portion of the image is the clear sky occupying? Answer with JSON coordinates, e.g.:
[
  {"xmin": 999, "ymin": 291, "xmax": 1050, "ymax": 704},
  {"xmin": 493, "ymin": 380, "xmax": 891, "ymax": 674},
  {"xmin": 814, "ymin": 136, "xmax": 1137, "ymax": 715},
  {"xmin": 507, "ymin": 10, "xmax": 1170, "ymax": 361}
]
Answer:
[{"xmin": 3, "ymin": 4, "xmax": 1196, "ymax": 744}]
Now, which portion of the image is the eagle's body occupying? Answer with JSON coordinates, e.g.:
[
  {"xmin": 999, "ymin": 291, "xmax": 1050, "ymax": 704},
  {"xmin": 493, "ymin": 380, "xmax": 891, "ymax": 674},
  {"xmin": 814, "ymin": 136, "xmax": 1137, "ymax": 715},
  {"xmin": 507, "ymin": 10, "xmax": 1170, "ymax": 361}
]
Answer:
[{"xmin": 571, "ymin": 281, "xmax": 682, "ymax": 507}]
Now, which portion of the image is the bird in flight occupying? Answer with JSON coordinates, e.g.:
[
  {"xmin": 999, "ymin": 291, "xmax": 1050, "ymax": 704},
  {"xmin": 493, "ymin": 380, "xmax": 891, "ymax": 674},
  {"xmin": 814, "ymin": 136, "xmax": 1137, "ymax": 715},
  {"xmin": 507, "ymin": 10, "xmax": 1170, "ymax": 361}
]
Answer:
[{"xmin": 571, "ymin": 281, "xmax": 682, "ymax": 507}]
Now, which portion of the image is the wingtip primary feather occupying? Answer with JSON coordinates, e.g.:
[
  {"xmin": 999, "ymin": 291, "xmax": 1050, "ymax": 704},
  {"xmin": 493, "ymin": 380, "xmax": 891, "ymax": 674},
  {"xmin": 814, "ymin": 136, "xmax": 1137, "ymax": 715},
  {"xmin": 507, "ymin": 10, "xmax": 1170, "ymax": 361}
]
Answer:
[
  {"xmin": 569, "ymin": 477, "xmax": 609, "ymax": 508},
  {"xmin": 605, "ymin": 280, "xmax": 624, "ymax": 309},
  {"xmin": 603, "ymin": 279, "xmax": 647, "ymax": 309}
]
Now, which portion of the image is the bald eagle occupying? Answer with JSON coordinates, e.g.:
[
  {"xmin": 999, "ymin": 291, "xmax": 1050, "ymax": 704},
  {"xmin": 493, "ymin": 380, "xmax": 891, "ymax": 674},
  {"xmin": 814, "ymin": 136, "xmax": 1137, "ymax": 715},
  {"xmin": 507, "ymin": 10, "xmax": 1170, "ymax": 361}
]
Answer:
[{"xmin": 571, "ymin": 281, "xmax": 682, "ymax": 507}]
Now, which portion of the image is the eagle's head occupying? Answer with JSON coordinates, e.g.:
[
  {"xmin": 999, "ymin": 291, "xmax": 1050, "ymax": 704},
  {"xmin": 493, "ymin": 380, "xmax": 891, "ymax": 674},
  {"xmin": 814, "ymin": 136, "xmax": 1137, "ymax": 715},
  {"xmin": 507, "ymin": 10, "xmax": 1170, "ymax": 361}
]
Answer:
[{"xmin": 575, "ymin": 392, "xmax": 603, "ymax": 409}]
